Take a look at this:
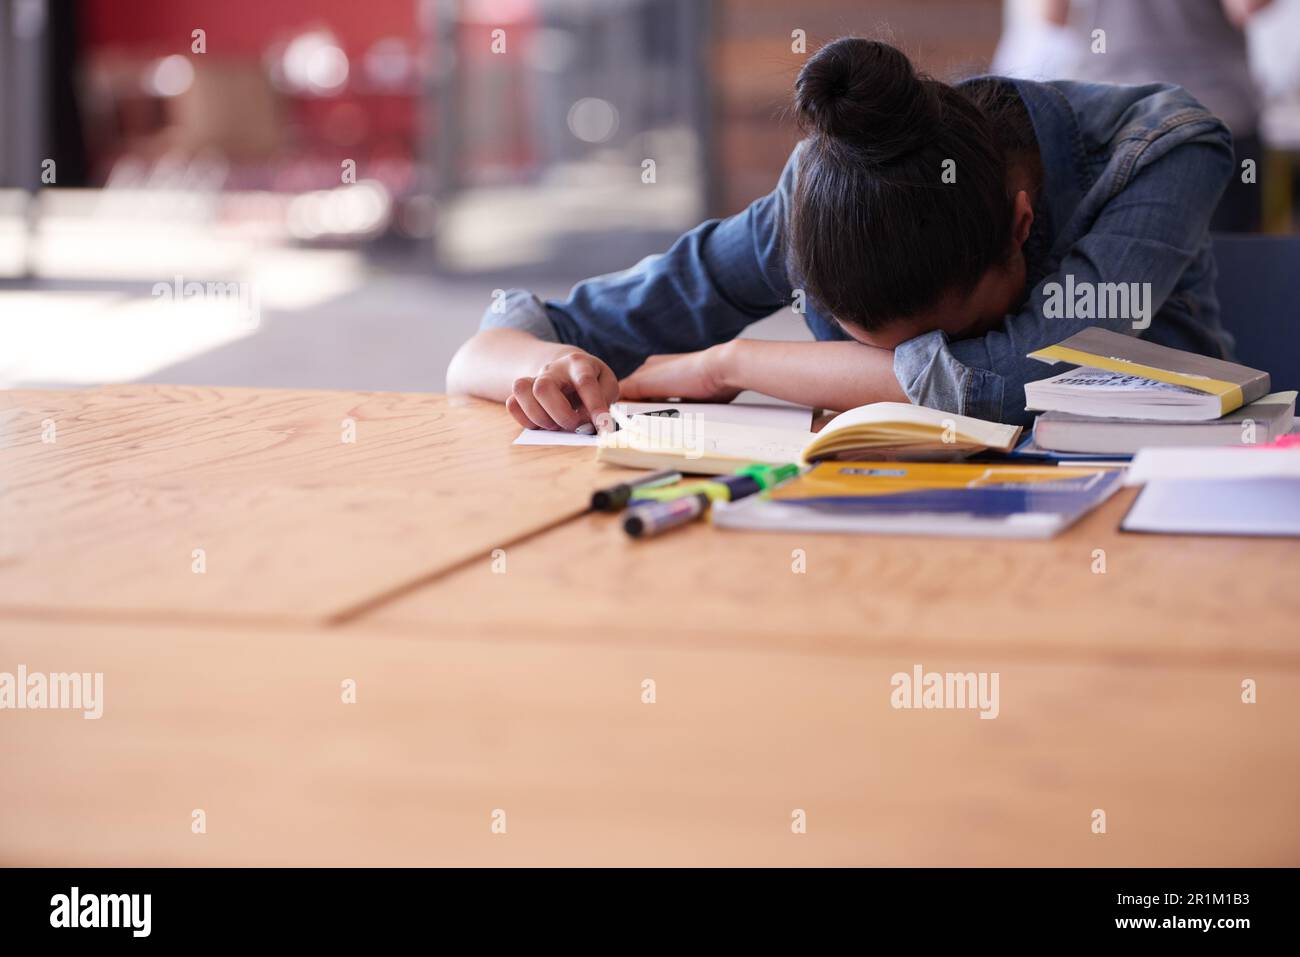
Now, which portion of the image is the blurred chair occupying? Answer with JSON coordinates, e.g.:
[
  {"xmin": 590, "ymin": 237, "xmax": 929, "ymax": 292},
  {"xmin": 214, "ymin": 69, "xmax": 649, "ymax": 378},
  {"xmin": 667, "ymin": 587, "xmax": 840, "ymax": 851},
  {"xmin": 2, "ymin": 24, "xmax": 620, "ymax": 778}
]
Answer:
[{"xmin": 1213, "ymin": 233, "xmax": 1300, "ymax": 390}]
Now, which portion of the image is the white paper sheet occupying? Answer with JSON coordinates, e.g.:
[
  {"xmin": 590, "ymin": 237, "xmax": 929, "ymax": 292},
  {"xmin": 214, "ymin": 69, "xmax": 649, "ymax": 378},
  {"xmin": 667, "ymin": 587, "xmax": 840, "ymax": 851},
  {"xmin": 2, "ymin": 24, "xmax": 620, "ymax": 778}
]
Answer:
[
  {"xmin": 513, "ymin": 429, "xmax": 599, "ymax": 447},
  {"xmin": 513, "ymin": 401, "xmax": 814, "ymax": 448},
  {"xmin": 612, "ymin": 401, "xmax": 812, "ymax": 433},
  {"xmin": 1122, "ymin": 478, "xmax": 1300, "ymax": 536},
  {"xmin": 1125, "ymin": 448, "xmax": 1300, "ymax": 485}
]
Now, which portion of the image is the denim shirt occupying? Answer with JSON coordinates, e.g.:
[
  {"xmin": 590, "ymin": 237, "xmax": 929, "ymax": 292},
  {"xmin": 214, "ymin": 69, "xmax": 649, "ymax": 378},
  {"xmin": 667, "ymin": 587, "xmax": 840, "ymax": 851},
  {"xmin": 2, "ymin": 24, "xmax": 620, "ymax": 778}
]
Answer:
[{"xmin": 480, "ymin": 78, "xmax": 1236, "ymax": 426}]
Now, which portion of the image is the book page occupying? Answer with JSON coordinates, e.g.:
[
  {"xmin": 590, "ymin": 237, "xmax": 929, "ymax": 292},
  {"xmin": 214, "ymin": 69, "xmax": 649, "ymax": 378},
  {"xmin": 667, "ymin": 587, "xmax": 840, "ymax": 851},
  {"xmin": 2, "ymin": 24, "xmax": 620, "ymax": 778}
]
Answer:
[
  {"xmin": 514, "ymin": 401, "xmax": 812, "ymax": 448},
  {"xmin": 817, "ymin": 402, "xmax": 1019, "ymax": 447},
  {"xmin": 1041, "ymin": 367, "xmax": 1201, "ymax": 394},
  {"xmin": 612, "ymin": 401, "xmax": 812, "ymax": 433},
  {"xmin": 605, "ymin": 416, "xmax": 812, "ymax": 463}
]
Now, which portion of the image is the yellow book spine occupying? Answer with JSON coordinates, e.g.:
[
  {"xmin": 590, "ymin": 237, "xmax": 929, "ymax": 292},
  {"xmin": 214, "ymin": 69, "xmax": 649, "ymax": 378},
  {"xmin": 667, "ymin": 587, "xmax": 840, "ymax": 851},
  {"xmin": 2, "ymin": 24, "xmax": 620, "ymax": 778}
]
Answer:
[{"xmin": 1028, "ymin": 344, "xmax": 1243, "ymax": 415}]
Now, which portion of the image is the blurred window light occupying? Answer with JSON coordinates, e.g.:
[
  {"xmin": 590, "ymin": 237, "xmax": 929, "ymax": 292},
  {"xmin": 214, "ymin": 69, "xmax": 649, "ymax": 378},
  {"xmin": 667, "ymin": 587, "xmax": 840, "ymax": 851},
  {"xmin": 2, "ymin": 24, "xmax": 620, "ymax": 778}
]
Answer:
[
  {"xmin": 0, "ymin": 291, "xmax": 259, "ymax": 387},
  {"xmin": 286, "ymin": 182, "xmax": 391, "ymax": 241},
  {"xmin": 334, "ymin": 181, "xmax": 390, "ymax": 233},
  {"xmin": 308, "ymin": 47, "xmax": 349, "ymax": 94},
  {"xmin": 145, "ymin": 55, "xmax": 195, "ymax": 98},
  {"xmin": 464, "ymin": 0, "xmax": 535, "ymax": 23},
  {"xmin": 282, "ymin": 31, "xmax": 350, "ymax": 96},
  {"xmin": 566, "ymin": 97, "xmax": 620, "ymax": 144}
]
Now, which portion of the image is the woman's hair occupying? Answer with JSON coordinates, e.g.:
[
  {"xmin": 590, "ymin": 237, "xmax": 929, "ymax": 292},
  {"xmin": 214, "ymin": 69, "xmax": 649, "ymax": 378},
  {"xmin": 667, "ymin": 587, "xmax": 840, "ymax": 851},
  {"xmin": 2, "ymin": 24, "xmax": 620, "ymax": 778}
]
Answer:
[{"xmin": 789, "ymin": 38, "xmax": 1028, "ymax": 332}]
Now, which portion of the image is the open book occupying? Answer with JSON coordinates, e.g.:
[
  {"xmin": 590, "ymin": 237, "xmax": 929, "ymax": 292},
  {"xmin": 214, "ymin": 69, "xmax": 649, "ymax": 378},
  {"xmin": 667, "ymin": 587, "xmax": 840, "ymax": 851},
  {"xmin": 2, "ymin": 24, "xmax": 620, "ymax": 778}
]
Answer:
[{"xmin": 596, "ymin": 401, "xmax": 1021, "ymax": 473}]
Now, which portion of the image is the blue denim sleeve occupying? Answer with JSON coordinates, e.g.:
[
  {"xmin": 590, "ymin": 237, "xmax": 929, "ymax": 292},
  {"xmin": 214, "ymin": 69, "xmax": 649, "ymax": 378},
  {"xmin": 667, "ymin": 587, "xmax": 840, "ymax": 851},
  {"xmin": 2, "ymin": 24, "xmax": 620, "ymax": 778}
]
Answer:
[
  {"xmin": 478, "ymin": 148, "xmax": 800, "ymax": 378},
  {"xmin": 479, "ymin": 288, "xmax": 562, "ymax": 341},
  {"xmin": 894, "ymin": 135, "xmax": 1234, "ymax": 426}
]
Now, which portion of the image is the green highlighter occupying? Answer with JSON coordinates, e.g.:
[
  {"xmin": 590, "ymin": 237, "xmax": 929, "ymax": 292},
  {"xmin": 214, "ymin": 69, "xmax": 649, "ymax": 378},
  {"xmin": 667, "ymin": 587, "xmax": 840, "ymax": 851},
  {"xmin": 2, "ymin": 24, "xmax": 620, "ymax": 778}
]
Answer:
[
  {"xmin": 630, "ymin": 463, "xmax": 799, "ymax": 504},
  {"xmin": 622, "ymin": 462, "xmax": 801, "ymax": 540},
  {"xmin": 733, "ymin": 463, "xmax": 800, "ymax": 490}
]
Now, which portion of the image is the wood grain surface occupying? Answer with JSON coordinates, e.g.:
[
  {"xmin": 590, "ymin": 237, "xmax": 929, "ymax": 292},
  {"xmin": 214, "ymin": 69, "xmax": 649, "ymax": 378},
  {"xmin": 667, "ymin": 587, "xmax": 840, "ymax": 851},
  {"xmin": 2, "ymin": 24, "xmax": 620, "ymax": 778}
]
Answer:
[
  {"xmin": 2, "ymin": 619, "xmax": 1294, "ymax": 866},
  {"xmin": 362, "ymin": 490, "xmax": 1300, "ymax": 666},
  {"xmin": 4, "ymin": 387, "xmax": 1296, "ymax": 867},
  {"xmin": 0, "ymin": 386, "xmax": 636, "ymax": 623}
]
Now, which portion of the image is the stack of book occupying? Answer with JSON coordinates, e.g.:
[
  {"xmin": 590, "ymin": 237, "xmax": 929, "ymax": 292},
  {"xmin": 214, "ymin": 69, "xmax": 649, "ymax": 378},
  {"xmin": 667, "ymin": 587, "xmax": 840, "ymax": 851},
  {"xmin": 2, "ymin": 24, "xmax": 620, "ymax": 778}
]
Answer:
[{"xmin": 1023, "ymin": 327, "xmax": 1294, "ymax": 454}]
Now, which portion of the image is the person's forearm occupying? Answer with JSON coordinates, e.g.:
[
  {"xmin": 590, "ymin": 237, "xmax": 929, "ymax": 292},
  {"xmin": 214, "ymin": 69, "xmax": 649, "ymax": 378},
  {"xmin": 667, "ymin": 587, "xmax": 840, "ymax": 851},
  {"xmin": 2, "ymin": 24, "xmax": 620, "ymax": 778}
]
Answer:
[
  {"xmin": 1038, "ymin": 0, "xmax": 1070, "ymax": 27},
  {"xmin": 715, "ymin": 339, "xmax": 908, "ymax": 412},
  {"xmin": 446, "ymin": 328, "xmax": 575, "ymax": 401}
]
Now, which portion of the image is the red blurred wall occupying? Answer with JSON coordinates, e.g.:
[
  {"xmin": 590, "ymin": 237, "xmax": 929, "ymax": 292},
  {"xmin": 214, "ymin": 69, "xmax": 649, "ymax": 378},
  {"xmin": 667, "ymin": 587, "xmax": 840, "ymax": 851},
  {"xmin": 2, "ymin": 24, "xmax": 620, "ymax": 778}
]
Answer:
[{"xmin": 80, "ymin": 0, "xmax": 419, "ymax": 59}]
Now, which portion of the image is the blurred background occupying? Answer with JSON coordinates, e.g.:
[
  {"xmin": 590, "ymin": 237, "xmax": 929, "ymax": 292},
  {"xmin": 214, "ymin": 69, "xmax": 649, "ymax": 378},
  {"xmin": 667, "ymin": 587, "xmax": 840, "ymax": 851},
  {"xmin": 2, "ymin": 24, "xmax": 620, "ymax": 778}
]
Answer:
[{"xmin": 1, "ymin": 0, "xmax": 1298, "ymax": 392}]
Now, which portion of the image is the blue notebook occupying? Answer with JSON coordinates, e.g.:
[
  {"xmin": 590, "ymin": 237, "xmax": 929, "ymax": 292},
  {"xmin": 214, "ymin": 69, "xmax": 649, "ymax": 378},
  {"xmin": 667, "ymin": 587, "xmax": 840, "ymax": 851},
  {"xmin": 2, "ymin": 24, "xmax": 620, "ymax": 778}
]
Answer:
[
  {"xmin": 1004, "ymin": 436, "xmax": 1133, "ymax": 465},
  {"xmin": 712, "ymin": 462, "xmax": 1124, "ymax": 539}
]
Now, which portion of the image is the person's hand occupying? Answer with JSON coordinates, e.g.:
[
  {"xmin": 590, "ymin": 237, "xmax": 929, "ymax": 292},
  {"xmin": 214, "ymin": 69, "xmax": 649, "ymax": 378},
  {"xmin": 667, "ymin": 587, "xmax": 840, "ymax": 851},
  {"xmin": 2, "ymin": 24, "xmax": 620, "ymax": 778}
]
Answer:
[
  {"xmin": 1220, "ymin": 0, "xmax": 1272, "ymax": 28},
  {"xmin": 619, "ymin": 344, "xmax": 741, "ymax": 402},
  {"xmin": 507, "ymin": 349, "xmax": 620, "ymax": 432}
]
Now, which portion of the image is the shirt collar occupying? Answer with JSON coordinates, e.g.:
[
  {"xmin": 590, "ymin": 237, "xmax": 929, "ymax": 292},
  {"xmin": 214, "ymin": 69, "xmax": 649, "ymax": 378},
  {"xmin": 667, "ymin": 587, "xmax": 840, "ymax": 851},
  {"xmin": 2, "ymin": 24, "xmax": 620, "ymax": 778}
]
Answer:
[{"xmin": 1006, "ymin": 77, "xmax": 1089, "ymax": 249}]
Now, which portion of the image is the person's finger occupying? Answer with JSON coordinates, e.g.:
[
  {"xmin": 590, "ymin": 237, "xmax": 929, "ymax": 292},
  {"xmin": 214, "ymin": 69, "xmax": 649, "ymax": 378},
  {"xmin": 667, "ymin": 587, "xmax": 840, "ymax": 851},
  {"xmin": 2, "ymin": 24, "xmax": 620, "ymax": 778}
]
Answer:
[
  {"xmin": 592, "ymin": 366, "xmax": 621, "ymax": 433},
  {"xmin": 532, "ymin": 374, "xmax": 584, "ymax": 431},
  {"xmin": 598, "ymin": 364, "xmax": 621, "ymax": 405},
  {"xmin": 505, "ymin": 394, "xmax": 534, "ymax": 430},
  {"xmin": 512, "ymin": 377, "xmax": 560, "ymax": 430},
  {"xmin": 569, "ymin": 358, "xmax": 611, "ymax": 427}
]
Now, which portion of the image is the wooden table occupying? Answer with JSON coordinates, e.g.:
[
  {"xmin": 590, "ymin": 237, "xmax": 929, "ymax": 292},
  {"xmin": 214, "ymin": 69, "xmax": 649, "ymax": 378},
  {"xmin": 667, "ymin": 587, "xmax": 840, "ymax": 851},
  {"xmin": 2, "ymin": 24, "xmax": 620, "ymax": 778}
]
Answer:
[
  {"xmin": 0, "ymin": 385, "xmax": 637, "ymax": 623},
  {"xmin": 2, "ymin": 386, "xmax": 1297, "ymax": 866},
  {"xmin": 4, "ymin": 618, "xmax": 1296, "ymax": 866},
  {"xmin": 362, "ymin": 491, "xmax": 1300, "ymax": 666}
]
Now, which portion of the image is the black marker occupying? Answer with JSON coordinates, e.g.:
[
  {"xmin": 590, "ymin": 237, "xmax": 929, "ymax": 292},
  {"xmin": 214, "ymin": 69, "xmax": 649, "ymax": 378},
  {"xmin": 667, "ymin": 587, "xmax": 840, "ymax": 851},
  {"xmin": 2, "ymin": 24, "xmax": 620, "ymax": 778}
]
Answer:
[
  {"xmin": 623, "ymin": 492, "xmax": 710, "ymax": 538},
  {"xmin": 590, "ymin": 469, "xmax": 683, "ymax": 512}
]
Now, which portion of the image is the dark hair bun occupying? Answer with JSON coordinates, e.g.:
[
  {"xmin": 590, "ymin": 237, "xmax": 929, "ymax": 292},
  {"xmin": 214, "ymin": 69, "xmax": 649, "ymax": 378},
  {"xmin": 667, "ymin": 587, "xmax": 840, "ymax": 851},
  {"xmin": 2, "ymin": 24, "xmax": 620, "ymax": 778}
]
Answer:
[{"xmin": 795, "ymin": 38, "xmax": 939, "ymax": 164}]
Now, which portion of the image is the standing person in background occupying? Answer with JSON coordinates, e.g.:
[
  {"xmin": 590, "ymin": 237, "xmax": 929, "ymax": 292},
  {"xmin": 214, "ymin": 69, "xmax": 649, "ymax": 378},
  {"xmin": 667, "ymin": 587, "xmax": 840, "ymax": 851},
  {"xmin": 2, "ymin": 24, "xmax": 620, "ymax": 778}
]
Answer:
[
  {"xmin": 992, "ymin": 0, "xmax": 1077, "ymax": 81},
  {"xmin": 1006, "ymin": 0, "xmax": 1272, "ymax": 231}
]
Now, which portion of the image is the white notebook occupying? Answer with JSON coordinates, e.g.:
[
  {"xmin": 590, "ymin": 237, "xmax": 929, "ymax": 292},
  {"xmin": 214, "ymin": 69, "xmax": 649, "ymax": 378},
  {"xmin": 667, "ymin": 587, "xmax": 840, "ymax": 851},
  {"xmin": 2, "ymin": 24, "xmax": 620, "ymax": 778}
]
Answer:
[
  {"xmin": 1122, "ymin": 479, "xmax": 1300, "ymax": 537},
  {"xmin": 1122, "ymin": 446, "xmax": 1300, "ymax": 537}
]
